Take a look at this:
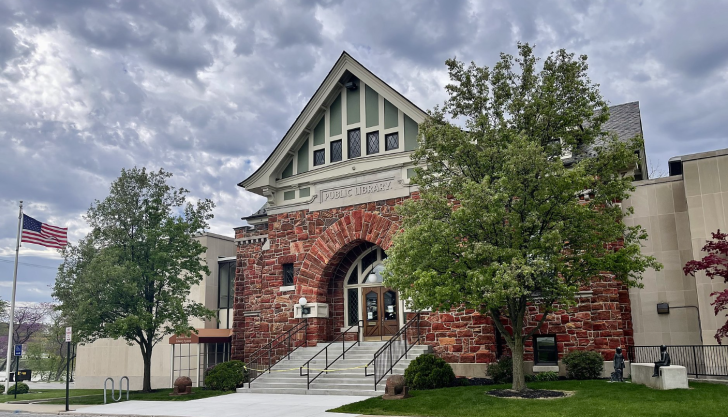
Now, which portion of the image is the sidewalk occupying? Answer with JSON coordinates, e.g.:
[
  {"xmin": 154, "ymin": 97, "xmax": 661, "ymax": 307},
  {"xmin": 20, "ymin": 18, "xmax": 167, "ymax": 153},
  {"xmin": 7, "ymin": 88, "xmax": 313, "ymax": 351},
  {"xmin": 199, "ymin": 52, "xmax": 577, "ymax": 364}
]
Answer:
[
  {"xmin": 0, "ymin": 402, "xmax": 91, "ymax": 413},
  {"xmin": 70, "ymin": 393, "xmax": 362, "ymax": 417}
]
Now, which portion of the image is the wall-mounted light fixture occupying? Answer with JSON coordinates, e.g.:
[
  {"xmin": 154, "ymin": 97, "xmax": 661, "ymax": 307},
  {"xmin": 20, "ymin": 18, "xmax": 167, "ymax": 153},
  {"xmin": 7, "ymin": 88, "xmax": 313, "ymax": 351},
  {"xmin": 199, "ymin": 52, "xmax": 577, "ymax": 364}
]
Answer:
[
  {"xmin": 657, "ymin": 303, "xmax": 670, "ymax": 314},
  {"xmin": 299, "ymin": 297, "xmax": 310, "ymax": 315}
]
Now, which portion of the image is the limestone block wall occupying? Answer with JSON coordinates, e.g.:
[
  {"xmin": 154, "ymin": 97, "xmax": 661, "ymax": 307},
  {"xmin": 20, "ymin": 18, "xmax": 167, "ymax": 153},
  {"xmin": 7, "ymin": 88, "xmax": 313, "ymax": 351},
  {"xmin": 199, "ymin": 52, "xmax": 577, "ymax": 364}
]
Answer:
[{"xmin": 623, "ymin": 176, "xmax": 702, "ymax": 345}]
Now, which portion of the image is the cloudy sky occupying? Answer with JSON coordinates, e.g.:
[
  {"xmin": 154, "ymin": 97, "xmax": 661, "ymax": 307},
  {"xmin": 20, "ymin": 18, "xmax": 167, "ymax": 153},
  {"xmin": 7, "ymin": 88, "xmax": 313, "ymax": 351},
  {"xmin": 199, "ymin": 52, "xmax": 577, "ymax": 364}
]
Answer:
[{"xmin": 1, "ymin": 0, "xmax": 727, "ymax": 303}]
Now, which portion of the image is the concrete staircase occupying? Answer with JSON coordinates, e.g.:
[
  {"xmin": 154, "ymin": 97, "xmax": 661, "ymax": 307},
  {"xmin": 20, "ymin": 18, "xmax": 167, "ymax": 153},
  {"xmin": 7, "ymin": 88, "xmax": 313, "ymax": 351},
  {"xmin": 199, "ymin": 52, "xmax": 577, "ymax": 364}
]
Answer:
[{"xmin": 236, "ymin": 341, "xmax": 431, "ymax": 396}]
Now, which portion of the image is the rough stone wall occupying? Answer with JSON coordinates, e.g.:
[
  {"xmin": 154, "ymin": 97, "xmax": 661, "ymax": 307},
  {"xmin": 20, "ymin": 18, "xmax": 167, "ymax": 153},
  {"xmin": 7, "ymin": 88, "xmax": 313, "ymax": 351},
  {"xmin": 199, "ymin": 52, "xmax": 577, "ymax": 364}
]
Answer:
[{"xmin": 232, "ymin": 193, "xmax": 635, "ymax": 364}]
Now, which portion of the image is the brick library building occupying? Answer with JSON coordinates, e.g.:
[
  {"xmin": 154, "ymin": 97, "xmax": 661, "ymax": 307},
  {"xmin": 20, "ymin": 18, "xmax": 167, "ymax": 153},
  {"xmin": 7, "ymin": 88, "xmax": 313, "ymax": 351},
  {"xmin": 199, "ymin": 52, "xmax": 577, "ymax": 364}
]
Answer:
[{"xmin": 231, "ymin": 52, "xmax": 726, "ymax": 383}]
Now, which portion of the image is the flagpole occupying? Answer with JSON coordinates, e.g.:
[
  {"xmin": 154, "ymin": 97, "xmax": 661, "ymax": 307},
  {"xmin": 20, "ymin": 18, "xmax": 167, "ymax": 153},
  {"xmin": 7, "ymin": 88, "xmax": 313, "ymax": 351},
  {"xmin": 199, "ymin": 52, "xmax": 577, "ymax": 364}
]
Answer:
[{"xmin": 4, "ymin": 201, "xmax": 22, "ymax": 393}]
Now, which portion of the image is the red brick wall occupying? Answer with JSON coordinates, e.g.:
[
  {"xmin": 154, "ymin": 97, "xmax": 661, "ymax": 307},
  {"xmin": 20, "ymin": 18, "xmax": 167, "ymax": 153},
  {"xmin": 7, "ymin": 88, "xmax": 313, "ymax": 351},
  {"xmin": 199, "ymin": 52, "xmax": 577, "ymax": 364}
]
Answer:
[{"xmin": 232, "ymin": 193, "xmax": 634, "ymax": 364}]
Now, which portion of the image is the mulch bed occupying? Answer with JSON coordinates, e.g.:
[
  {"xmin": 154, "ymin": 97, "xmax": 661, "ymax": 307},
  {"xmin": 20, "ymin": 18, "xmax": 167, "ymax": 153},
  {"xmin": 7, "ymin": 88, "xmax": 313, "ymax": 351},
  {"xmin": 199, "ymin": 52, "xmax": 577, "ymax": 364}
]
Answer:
[{"xmin": 487, "ymin": 388, "xmax": 570, "ymax": 399}]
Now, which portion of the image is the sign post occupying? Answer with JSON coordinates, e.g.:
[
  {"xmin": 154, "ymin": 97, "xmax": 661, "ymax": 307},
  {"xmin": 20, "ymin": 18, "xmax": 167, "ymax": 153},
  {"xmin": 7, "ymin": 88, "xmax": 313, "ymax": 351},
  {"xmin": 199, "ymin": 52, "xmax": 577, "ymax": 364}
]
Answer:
[
  {"xmin": 65, "ymin": 326, "xmax": 72, "ymax": 411},
  {"xmin": 13, "ymin": 344, "xmax": 22, "ymax": 399}
]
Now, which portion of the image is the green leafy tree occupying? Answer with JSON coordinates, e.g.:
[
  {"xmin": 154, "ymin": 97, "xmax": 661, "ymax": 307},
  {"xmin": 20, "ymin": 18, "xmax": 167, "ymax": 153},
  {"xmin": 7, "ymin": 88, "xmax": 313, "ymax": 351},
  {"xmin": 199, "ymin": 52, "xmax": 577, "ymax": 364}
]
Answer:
[
  {"xmin": 384, "ymin": 44, "xmax": 661, "ymax": 391},
  {"xmin": 53, "ymin": 168, "xmax": 216, "ymax": 392}
]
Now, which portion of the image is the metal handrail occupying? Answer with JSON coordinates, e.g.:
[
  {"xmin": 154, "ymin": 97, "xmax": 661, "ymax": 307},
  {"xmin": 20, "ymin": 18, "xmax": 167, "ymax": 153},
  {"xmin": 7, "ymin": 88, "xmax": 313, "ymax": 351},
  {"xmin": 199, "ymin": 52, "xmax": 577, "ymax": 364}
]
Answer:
[
  {"xmin": 365, "ymin": 312, "xmax": 422, "ymax": 390},
  {"xmin": 300, "ymin": 321, "xmax": 362, "ymax": 389},
  {"xmin": 247, "ymin": 320, "xmax": 308, "ymax": 387},
  {"xmin": 627, "ymin": 345, "xmax": 728, "ymax": 378}
]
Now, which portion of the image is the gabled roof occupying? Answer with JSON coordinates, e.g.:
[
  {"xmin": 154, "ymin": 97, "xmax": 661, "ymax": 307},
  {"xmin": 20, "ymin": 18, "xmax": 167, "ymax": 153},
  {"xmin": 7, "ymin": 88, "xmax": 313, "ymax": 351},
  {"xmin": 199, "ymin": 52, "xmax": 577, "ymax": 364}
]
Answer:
[
  {"xmin": 238, "ymin": 51, "xmax": 428, "ymax": 191},
  {"xmin": 602, "ymin": 101, "xmax": 642, "ymax": 143}
]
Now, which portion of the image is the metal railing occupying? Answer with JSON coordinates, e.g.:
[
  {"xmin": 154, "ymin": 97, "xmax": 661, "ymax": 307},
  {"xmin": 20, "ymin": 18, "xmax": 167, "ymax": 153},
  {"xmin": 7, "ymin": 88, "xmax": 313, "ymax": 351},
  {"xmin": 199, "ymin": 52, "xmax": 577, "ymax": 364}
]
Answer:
[
  {"xmin": 300, "ymin": 321, "xmax": 362, "ymax": 389},
  {"xmin": 628, "ymin": 345, "xmax": 728, "ymax": 378},
  {"xmin": 247, "ymin": 320, "xmax": 308, "ymax": 387},
  {"xmin": 365, "ymin": 312, "xmax": 422, "ymax": 390}
]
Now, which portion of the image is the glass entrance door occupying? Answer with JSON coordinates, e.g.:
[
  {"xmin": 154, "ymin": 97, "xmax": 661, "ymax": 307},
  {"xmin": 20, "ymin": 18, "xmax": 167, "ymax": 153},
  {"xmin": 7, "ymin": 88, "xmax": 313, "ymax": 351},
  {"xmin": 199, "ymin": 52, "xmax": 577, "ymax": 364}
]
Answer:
[{"xmin": 362, "ymin": 287, "xmax": 399, "ymax": 339}]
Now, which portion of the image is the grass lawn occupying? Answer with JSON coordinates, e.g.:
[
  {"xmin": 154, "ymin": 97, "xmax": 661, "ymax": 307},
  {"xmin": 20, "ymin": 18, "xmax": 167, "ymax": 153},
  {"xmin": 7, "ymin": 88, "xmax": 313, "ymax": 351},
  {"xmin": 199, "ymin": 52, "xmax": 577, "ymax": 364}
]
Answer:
[
  {"xmin": 329, "ymin": 380, "xmax": 728, "ymax": 417},
  {"xmin": 1, "ymin": 388, "xmax": 229, "ymax": 405}
]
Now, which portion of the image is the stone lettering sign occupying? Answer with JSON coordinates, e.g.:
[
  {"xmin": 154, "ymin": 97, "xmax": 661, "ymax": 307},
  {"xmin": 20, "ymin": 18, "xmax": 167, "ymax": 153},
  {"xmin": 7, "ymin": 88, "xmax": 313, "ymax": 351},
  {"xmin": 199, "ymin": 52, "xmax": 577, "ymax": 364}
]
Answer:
[{"xmin": 322, "ymin": 180, "xmax": 393, "ymax": 202}]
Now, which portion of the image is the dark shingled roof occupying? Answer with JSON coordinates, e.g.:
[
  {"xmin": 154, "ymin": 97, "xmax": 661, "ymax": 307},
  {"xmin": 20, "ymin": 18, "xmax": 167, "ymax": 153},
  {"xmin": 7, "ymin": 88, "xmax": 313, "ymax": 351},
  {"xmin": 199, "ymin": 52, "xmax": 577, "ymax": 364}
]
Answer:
[
  {"xmin": 601, "ymin": 101, "xmax": 642, "ymax": 143},
  {"xmin": 242, "ymin": 101, "xmax": 643, "ymax": 220}
]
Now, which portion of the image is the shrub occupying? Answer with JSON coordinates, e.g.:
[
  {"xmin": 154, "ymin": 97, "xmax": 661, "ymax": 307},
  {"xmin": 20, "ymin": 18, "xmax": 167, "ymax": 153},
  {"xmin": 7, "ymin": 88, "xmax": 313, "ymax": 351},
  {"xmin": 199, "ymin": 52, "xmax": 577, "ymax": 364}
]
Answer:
[
  {"xmin": 7, "ymin": 382, "xmax": 29, "ymax": 395},
  {"xmin": 0, "ymin": 384, "xmax": 4, "ymax": 393},
  {"xmin": 486, "ymin": 356, "xmax": 513, "ymax": 384},
  {"xmin": 534, "ymin": 371, "xmax": 559, "ymax": 382},
  {"xmin": 204, "ymin": 360, "xmax": 248, "ymax": 391},
  {"xmin": 563, "ymin": 350, "xmax": 604, "ymax": 380},
  {"xmin": 457, "ymin": 377, "xmax": 471, "ymax": 386},
  {"xmin": 404, "ymin": 354, "xmax": 456, "ymax": 390}
]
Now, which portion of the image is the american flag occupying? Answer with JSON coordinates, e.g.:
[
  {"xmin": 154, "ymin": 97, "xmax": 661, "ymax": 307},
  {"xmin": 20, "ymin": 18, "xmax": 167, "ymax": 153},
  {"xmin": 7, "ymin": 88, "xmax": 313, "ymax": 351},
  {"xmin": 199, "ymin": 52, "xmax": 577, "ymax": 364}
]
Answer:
[{"xmin": 21, "ymin": 214, "xmax": 68, "ymax": 249}]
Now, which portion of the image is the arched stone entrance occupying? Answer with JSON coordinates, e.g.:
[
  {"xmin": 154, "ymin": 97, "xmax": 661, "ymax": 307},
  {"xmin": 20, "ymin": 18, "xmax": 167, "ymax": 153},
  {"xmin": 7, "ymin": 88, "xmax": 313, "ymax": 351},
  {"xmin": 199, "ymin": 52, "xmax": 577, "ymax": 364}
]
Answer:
[{"xmin": 295, "ymin": 210, "xmax": 401, "ymax": 342}]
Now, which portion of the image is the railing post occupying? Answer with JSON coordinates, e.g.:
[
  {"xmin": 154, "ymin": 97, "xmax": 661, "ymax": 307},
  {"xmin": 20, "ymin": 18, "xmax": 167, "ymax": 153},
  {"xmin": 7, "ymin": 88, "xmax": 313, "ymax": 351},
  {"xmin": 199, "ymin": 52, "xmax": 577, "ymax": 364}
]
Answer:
[
  {"xmin": 389, "ymin": 343, "xmax": 393, "ymax": 376},
  {"xmin": 287, "ymin": 334, "xmax": 291, "ymax": 360},
  {"xmin": 343, "ymin": 330, "xmax": 346, "ymax": 360},
  {"xmin": 692, "ymin": 346, "xmax": 698, "ymax": 378},
  {"xmin": 268, "ymin": 344, "xmax": 271, "ymax": 374}
]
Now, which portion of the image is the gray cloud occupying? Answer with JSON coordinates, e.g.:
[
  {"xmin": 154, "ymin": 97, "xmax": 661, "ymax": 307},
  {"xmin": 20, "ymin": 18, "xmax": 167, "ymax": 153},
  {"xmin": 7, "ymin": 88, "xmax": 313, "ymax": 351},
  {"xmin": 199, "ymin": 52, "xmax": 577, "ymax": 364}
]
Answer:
[{"xmin": 1, "ymin": 0, "xmax": 727, "ymax": 303}]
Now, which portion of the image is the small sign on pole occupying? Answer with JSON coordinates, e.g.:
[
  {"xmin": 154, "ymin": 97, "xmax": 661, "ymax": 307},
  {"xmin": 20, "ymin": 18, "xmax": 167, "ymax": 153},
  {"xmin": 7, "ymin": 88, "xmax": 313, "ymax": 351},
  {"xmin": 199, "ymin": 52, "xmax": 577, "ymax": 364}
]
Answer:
[
  {"xmin": 65, "ymin": 327, "xmax": 72, "ymax": 410},
  {"xmin": 13, "ymin": 344, "xmax": 22, "ymax": 357}
]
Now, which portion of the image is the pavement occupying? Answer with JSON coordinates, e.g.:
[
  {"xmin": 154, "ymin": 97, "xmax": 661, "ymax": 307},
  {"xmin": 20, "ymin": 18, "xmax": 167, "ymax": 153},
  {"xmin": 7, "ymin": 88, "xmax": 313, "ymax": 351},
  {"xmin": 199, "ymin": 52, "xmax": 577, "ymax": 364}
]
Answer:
[{"xmin": 66, "ymin": 393, "xmax": 364, "ymax": 417}]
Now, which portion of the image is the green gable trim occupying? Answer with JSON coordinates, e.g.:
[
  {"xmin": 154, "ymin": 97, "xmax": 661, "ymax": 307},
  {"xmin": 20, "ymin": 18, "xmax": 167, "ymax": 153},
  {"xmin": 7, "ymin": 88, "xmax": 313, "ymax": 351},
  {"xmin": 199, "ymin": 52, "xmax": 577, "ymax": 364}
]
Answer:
[
  {"xmin": 283, "ymin": 190, "xmax": 296, "ymax": 201},
  {"xmin": 384, "ymin": 98, "xmax": 398, "ymax": 129},
  {"xmin": 282, "ymin": 160, "xmax": 293, "ymax": 179},
  {"xmin": 404, "ymin": 114, "xmax": 418, "ymax": 151},
  {"xmin": 365, "ymin": 85, "xmax": 379, "ymax": 128},
  {"xmin": 313, "ymin": 117, "xmax": 325, "ymax": 146},
  {"xmin": 299, "ymin": 187, "xmax": 310, "ymax": 198},
  {"xmin": 347, "ymin": 84, "xmax": 360, "ymax": 125},
  {"xmin": 330, "ymin": 93, "xmax": 342, "ymax": 137},
  {"xmin": 297, "ymin": 139, "xmax": 309, "ymax": 174}
]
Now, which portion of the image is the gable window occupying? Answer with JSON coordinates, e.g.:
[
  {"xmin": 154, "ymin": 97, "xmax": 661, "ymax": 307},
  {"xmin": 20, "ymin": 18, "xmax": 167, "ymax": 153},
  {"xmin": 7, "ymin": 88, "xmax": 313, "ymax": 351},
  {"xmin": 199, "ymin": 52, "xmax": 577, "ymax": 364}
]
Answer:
[
  {"xmin": 366, "ymin": 131, "xmax": 379, "ymax": 155},
  {"xmin": 348, "ymin": 128, "xmax": 361, "ymax": 159},
  {"xmin": 533, "ymin": 335, "xmax": 558, "ymax": 365},
  {"xmin": 385, "ymin": 133, "xmax": 399, "ymax": 151},
  {"xmin": 283, "ymin": 263, "xmax": 294, "ymax": 286},
  {"xmin": 331, "ymin": 140, "xmax": 342, "ymax": 163},
  {"xmin": 313, "ymin": 149, "xmax": 325, "ymax": 166}
]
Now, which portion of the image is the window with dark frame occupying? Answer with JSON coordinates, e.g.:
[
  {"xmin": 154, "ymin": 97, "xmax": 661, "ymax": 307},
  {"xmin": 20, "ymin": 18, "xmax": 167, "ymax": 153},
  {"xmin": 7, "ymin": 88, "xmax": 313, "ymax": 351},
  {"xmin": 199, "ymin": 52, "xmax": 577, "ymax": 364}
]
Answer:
[
  {"xmin": 385, "ymin": 132, "xmax": 399, "ymax": 151},
  {"xmin": 283, "ymin": 263, "xmax": 294, "ymax": 286},
  {"xmin": 313, "ymin": 149, "xmax": 325, "ymax": 166},
  {"xmin": 366, "ymin": 131, "xmax": 379, "ymax": 155},
  {"xmin": 348, "ymin": 128, "xmax": 361, "ymax": 159},
  {"xmin": 330, "ymin": 140, "xmax": 342, "ymax": 163},
  {"xmin": 218, "ymin": 261, "xmax": 235, "ymax": 309},
  {"xmin": 533, "ymin": 335, "xmax": 558, "ymax": 365}
]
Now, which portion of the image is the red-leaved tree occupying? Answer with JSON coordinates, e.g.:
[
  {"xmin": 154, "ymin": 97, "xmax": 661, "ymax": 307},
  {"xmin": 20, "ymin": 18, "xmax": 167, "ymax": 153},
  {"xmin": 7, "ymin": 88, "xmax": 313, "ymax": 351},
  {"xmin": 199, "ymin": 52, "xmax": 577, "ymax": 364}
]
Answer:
[{"xmin": 683, "ymin": 230, "xmax": 728, "ymax": 344}]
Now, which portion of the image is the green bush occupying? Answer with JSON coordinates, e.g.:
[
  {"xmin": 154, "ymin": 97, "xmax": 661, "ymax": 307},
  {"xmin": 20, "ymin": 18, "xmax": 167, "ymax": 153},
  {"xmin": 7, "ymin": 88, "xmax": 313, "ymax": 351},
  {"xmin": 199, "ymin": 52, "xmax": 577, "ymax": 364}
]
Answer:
[
  {"xmin": 457, "ymin": 377, "xmax": 471, "ymax": 386},
  {"xmin": 204, "ymin": 360, "xmax": 248, "ymax": 391},
  {"xmin": 404, "ymin": 354, "xmax": 456, "ymax": 390},
  {"xmin": 534, "ymin": 371, "xmax": 560, "ymax": 382},
  {"xmin": 486, "ymin": 356, "xmax": 513, "ymax": 384},
  {"xmin": 0, "ymin": 384, "xmax": 4, "ymax": 393},
  {"xmin": 563, "ymin": 350, "xmax": 604, "ymax": 380},
  {"xmin": 7, "ymin": 382, "xmax": 29, "ymax": 395}
]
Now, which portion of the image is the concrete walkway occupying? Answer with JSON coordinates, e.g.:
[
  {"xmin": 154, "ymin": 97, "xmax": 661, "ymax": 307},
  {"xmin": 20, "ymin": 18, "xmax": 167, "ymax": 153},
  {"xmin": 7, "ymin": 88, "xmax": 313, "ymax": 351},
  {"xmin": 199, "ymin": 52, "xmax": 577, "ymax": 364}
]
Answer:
[{"xmin": 71, "ymin": 393, "xmax": 363, "ymax": 417}]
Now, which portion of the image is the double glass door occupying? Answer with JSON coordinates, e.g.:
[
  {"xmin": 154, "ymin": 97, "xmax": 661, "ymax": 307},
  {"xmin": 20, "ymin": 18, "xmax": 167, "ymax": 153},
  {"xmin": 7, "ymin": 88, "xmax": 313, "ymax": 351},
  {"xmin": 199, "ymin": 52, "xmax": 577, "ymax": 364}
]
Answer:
[{"xmin": 362, "ymin": 287, "xmax": 399, "ymax": 338}]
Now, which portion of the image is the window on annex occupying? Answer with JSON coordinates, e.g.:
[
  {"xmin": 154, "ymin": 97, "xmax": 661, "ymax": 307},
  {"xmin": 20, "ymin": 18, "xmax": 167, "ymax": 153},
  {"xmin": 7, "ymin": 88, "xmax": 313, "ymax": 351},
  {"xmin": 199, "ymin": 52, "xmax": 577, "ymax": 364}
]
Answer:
[
  {"xmin": 348, "ymin": 128, "xmax": 361, "ymax": 159},
  {"xmin": 313, "ymin": 149, "xmax": 325, "ymax": 166},
  {"xmin": 218, "ymin": 261, "xmax": 235, "ymax": 309},
  {"xmin": 533, "ymin": 335, "xmax": 558, "ymax": 365},
  {"xmin": 366, "ymin": 131, "xmax": 379, "ymax": 155},
  {"xmin": 385, "ymin": 132, "xmax": 399, "ymax": 151},
  {"xmin": 331, "ymin": 140, "xmax": 342, "ymax": 163},
  {"xmin": 283, "ymin": 263, "xmax": 295, "ymax": 286}
]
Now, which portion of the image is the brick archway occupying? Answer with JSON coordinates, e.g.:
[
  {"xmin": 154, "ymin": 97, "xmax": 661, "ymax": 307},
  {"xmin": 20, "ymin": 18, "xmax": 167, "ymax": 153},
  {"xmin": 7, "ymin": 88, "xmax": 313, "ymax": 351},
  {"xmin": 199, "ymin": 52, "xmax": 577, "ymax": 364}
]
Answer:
[{"xmin": 296, "ymin": 210, "xmax": 400, "ymax": 302}]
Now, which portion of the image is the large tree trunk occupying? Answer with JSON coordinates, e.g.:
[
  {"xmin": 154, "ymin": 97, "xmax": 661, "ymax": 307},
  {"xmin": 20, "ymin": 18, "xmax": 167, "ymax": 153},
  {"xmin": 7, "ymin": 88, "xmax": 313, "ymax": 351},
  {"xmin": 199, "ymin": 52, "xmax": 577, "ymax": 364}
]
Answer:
[
  {"xmin": 141, "ymin": 345, "xmax": 153, "ymax": 392},
  {"xmin": 511, "ymin": 334, "xmax": 526, "ymax": 391}
]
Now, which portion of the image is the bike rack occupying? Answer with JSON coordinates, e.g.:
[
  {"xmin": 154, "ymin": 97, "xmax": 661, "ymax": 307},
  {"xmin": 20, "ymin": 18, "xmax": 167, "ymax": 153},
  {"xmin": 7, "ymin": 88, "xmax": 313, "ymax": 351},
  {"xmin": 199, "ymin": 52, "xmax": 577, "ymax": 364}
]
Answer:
[{"xmin": 103, "ymin": 376, "xmax": 130, "ymax": 404}]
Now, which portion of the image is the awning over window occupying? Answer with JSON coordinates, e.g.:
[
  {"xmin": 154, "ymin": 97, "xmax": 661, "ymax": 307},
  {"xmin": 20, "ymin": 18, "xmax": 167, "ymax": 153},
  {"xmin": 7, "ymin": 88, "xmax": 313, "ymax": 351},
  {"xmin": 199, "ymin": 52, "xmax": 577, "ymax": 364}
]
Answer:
[{"xmin": 169, "ymin": 328, "xmax": 233, "ymax": 344}]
